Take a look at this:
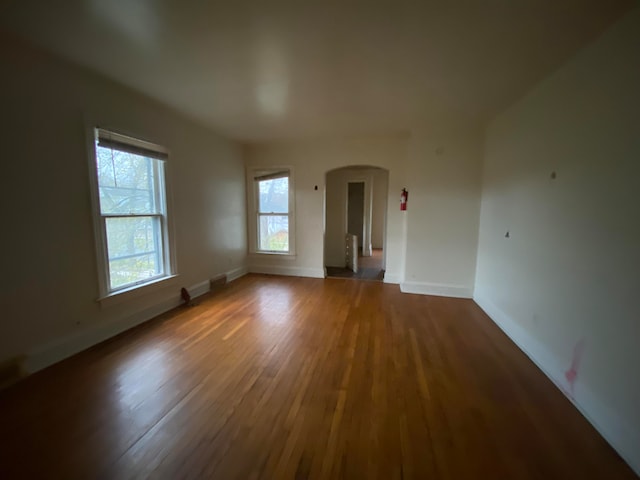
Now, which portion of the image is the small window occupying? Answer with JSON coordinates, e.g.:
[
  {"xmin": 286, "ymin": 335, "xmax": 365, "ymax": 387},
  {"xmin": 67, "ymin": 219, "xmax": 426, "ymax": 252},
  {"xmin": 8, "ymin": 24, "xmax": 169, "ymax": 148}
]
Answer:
[
  {"xmin": 252, "ymin": 169, "xmax": 294, "ymax": 254},
  {"xmin": 91, "ymin": 128, "xmax": 173, "ymax": 295}
]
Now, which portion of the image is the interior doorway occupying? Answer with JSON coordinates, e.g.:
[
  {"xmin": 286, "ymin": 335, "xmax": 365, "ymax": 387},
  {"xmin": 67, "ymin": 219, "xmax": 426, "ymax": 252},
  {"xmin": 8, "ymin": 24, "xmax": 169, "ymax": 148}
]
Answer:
[
  {"xmin": 324, "ymin": 166, "xmax": 388, "ymax": 281},
  {"xmin": 347, "ymin": 182, "xmax": 365, "ymax": 250}
]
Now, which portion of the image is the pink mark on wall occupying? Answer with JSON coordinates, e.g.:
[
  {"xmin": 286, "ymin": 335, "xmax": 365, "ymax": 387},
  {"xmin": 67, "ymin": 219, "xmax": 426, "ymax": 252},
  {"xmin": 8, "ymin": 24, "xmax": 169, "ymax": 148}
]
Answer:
[{"xmin": 564, "ymin": 339, "xmax": 585, "ymax": 398}]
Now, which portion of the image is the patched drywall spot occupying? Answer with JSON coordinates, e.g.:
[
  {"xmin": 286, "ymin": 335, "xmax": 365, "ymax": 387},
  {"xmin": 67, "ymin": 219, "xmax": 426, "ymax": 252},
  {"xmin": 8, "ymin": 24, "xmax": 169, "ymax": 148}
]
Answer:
[{"xmin": 565, "ymin": 339, "xmax": 585, "ymax": 398}]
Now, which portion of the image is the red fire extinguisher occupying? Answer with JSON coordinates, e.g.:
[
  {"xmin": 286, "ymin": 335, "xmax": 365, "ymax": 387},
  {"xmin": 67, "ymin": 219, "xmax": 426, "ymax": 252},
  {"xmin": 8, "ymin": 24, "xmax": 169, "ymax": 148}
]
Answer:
[{"xmin": 400, "ymin": 188, "xmax": 408, "ymax": 211}]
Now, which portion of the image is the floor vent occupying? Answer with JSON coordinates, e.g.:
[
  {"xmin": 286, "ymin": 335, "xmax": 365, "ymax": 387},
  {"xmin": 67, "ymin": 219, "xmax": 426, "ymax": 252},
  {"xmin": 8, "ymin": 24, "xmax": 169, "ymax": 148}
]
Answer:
[{"xmin": 210, "ymin": 274, "xmax": 228, "ymax": 292}]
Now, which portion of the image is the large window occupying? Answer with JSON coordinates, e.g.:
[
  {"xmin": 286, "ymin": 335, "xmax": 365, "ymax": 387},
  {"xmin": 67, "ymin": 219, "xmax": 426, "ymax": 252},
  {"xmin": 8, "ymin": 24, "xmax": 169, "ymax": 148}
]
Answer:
[
  {"xmin": 253, "ymin": 169, "xmax": 293, "ymax": 254},
  {"xmin": 91, "ymin": 128, "xmax": 173, "ymax": 295}
]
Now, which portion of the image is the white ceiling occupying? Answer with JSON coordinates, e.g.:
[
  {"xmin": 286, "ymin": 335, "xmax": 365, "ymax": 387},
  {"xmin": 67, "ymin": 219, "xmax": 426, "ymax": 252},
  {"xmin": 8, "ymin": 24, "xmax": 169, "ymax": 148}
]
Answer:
[{"xmin": 0, "ymin": 0, "xmax": 634, "ymax": 141}]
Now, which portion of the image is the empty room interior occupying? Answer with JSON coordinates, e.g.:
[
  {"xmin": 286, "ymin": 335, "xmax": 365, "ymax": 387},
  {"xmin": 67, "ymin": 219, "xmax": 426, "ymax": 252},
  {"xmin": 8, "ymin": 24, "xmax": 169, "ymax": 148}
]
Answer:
[{"xmin": 0, "ymin": 1, "xmax": 639, "ymax": 478}]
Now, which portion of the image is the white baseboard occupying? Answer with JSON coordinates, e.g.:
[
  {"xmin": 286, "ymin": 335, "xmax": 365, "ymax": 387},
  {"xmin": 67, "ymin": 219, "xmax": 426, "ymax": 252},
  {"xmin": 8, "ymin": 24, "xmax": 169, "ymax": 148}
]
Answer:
[
  {"xmin": 383, "ymin": 272, "xmax": 402, "ymax": 284},
  {"xmin": 188, "ymin": 279, "xmax": 211, "ymax": 298},
  {"xmin": 474, "ymin": 293, "xmax": 640, "ymax": 477},
  {"xmin": 400, "ymin": 281, "xmax": 473, "ymax": 298},
  {"xmin": 226, "ymin": 265, "xmax": 248, "ymax": 283},
  {"xmin": 26, "ymin": 296, "xmax": 181, "ymax": 375},
  {"xmin": 249, "ymin": 264, "xmax": 325, "ymax": 278},
  {"xmin": 24, "ymin": 273, "xmax": 225, "ymax": 376}
]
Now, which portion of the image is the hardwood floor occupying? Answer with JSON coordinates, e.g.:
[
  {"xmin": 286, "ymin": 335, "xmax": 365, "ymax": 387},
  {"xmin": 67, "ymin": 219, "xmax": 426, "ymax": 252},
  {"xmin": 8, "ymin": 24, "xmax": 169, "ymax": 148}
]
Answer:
[
  {"xmin": 358, "ymin": 248, "xmax": 384, "ymax": 269},
  {"xmin": 0, "ymin": 274, "xmax": 635, "ymax": 479}
]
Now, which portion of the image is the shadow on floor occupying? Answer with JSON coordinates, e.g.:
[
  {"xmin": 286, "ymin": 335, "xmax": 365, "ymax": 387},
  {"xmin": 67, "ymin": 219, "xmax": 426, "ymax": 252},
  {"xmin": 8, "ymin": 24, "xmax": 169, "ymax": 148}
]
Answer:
[
  {"xmin": 325, "ymin": 266, "xmax": 385, "ymax": 281},
  {"xmin": 326, "ymin": 248, "xmax": 385, "ymax": 281}
]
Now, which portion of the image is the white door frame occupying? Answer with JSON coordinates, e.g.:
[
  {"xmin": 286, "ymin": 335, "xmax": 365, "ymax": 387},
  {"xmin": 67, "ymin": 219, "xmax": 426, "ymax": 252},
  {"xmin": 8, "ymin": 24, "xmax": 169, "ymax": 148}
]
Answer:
[{"xmin": 345, "ymin": 175, "xmax": 373, "ymax": 257}]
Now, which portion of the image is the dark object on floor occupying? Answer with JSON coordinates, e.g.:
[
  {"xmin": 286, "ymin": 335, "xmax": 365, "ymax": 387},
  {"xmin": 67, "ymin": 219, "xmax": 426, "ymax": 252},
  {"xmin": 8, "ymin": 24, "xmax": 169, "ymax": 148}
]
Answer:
[
  {"xmin": 181, "ymin": 287, "xmax": 191, "ymax": 304},
  {"xmin": 181, "ymin": 287, "xmax": 198, "ymax": 306}
]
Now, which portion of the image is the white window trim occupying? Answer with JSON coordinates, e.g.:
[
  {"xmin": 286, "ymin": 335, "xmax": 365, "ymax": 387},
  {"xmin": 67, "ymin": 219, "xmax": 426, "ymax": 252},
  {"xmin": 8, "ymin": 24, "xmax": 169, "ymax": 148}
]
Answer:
[
  {"xmin": 247, "ymin": 166, "xmax": 296, "ymax": 256},
  {"xmin": 86, "ymin": 125, "xmax": 178, "ymax": 305}
]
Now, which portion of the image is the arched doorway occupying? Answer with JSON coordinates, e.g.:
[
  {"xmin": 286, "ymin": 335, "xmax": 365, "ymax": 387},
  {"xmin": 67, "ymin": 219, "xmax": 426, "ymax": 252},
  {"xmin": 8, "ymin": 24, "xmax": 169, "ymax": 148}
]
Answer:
[{"xmin": 324, "ymin": 166, "xmax": 388, "ymax": 281}]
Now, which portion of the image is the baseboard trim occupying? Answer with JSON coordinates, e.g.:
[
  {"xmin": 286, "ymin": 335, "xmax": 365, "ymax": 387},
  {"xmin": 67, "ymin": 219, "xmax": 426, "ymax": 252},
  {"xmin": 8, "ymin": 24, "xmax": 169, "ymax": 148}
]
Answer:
[
  {"xmin": 248, "ymin": 265, "xmax": 325, "ymax": 279},
  {"xmin": 383, "ymin": 272, "xmax": 402, "ymax": 284},
  {"xmin": 226, "ymin": 265, "xmax": 248, "ymax": 282},
  {"xmin": 189, "ymin": 279, "xmax": 211, "ymax": 298},
  {"xmin": 400, "ymin": 281, "xmax": 473, "ymax": 298},
  {"xmin": 24, "ymin": 272, "xmax": 228, "ymax": 376},
  {"xmin": 474, "ymin": 293, "xmax": 640, "ymax": 477},
  {"xmin": 25, "ymin": 295, "xmax": 182, "ymax": 375}
]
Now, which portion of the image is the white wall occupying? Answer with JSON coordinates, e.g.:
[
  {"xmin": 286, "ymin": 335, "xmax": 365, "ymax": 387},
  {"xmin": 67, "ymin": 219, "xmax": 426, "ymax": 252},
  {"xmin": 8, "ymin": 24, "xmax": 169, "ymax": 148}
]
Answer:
[
  {"xmin": 244, "ymin": 136, "xmax": 408, "ymax": 282},
  {"xmin": 326, "ymin": 169, "xmax": 355, "ymax": 267},
  {"xmin": 245, "ymin": 128, "xmax": 484, "ymax": 291},
  {"xmin": 371, "ymin": 169, "xmax": 388, "ymax": 249},
  {"xmin": 474, "ymin": 8, "xmax": 640, "ymax": 475},
  {"xmin": 401, "ymin": 123, "xmax": 484, "ymax": 298},
  {"xmin": 0, "ymin": 36, "xmax": 247, "ymax": 373}
]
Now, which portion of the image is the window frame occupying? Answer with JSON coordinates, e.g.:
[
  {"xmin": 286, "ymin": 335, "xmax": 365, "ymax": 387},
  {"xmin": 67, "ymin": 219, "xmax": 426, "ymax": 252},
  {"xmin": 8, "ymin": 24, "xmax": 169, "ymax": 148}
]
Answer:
[
  {"xmin": 248, "ymin": 166, "xmax": 295, "ymax": 256},
  {"xmin": 88, "ymin": 127, "xmax": 177, "ymax": 303}
]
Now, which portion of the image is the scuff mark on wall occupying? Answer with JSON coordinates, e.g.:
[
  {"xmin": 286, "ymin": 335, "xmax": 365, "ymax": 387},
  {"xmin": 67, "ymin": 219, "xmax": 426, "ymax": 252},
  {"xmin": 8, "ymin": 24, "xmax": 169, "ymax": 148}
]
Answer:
[{"xmin": 564, "ymin": 339, "xmax": 585, "ymax": 398}]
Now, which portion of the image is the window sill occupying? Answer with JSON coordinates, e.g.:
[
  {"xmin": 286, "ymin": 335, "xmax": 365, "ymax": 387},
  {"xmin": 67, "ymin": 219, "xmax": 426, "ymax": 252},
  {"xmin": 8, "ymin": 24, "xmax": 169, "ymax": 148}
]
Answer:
[
  {"xmin": 250, "ymin": 252, "xmax": 297, "ymax": 260},
  {"xmin": 97, "ymin": 274, "xmax": 180, "ymax": 308}
]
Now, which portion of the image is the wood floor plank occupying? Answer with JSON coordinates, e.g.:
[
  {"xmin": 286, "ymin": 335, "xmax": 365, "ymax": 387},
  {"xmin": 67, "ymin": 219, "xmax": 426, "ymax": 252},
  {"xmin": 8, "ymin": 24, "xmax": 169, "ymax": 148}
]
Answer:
[{"xmin": 0, "ymin": 274, "xmax": 636, "ymax": 479}]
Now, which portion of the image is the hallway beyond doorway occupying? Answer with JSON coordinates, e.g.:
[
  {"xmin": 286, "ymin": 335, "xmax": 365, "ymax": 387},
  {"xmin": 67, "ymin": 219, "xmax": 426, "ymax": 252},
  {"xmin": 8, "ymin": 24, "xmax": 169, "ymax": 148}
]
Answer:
[{"xmin": 326, "ymin": 248, "xmax": 384, "ymax": 281}]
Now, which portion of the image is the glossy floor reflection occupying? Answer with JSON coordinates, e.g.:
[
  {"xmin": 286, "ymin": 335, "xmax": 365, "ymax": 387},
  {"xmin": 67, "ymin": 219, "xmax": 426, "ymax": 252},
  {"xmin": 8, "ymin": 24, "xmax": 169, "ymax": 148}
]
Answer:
[{"xmin": 0, "ymin": 274, "xmax": 635, "ymax": 479}]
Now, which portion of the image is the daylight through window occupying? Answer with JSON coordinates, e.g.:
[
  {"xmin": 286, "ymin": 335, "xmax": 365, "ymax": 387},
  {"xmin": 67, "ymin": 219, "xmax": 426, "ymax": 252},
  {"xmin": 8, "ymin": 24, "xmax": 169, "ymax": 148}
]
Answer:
[
  {"xmin": 255, "ymin": 171, "xmax": 290, "ymax": 253},
  {"xmin": 93, "ymin": 129, "xmax": 171, "ymax": 293}
]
